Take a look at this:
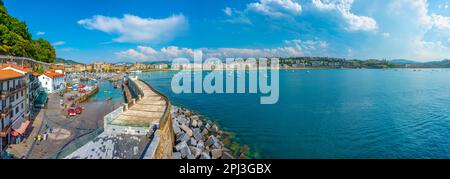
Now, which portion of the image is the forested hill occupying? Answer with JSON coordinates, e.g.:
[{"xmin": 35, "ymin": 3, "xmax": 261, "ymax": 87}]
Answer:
[{"xmin": 0, "ymin": 0, "xmax": 55, "ymax": 63}]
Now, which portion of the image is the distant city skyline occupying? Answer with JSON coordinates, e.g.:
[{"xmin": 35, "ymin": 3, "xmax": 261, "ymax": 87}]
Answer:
[{"xmin": 4, "ymin": 0, "xmax": 450, "ymax": 63}]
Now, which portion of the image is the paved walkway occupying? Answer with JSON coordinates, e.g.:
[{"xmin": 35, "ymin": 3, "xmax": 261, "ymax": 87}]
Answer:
[
  {"xmin": 6, "ymin": 108, "xmax": 45, "ymax": 159},
  {"xmin": 109, "ymin": 80, "xmax": 166, "ymax": 127}
]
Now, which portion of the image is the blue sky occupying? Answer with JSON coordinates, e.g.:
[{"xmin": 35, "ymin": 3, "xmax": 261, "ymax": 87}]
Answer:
[{"xmin": 4, "ymin": 0, "xmax": 450, "ymax": 63}]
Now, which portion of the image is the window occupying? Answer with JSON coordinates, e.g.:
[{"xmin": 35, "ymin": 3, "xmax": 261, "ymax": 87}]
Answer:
[{"xmin": 16, "ymin": 107, "xmax": 19, "ymax": 114}]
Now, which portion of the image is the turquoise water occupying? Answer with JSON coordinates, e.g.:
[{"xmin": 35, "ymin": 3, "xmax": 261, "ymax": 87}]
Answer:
[
  {"xmin": 139, "ymin": 69, "xmax": 450, "ymax": 159},
  {"xmin": 87, "ymin": 80, "xmax": 124, "ymax": 102}
]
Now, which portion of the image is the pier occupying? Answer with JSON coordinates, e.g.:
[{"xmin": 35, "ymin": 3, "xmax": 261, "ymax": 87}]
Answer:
[{"xmin": 65, "ymin": 76, "xmax": 174, "ymax": 159}]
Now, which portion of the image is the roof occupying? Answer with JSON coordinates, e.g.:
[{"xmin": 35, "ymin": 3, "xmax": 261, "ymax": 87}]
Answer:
[
  {"xmin": 42, "ymin": 71, "xmax": 65, "ymax": 79},
  {"xmin": 0, "ymin": 64, "xmax": 33, "ymax": 73},
  {"xmin": 0, "ymin": 70, "xmax": 25, "ymax": 81}
]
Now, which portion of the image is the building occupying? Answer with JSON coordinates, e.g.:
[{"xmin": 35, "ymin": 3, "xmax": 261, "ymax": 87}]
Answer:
[
  {"xmin": 155, "ymin": 64, "xmax": 169, "ymax": 70},
  {"xmin": 1, "ymin": 65, "xmax": 40, "ymax": 119},
  {"xmin": 86, "ymin": 64, "xmax": 94, "ymax": 72},
  {"xmin": 39, "ymin": 70, "xmax": 65, "ymax": 93},
  {"xmin": 0, "ymin": 70, "xmax": 27, "ymax": 155},
  {"xmin": 74, "ymin": 64, "xmax": 86, "ymax": 72},
  {"xmin": 93, "ymin": 62, "xmax": 112, "ymax": 72}
]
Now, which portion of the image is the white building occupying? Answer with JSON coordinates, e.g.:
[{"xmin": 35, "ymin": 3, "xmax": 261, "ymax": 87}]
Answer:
[
  {"xmin": 1, "ymin": 65, "xmax": 39, "ymax": 119},
  {"xmin": 0, "ymin": 70, "xmax": 27, "ymax": 155},
  {"xmin": 39, "ymin": 70, "xmax": 65, "ymax": 93}
]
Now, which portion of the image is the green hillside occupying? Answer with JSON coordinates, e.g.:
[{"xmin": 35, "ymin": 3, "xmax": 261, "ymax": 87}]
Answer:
[{"xmin": 0, "ymin": 0, "xmax": 55, "ymax": 63}]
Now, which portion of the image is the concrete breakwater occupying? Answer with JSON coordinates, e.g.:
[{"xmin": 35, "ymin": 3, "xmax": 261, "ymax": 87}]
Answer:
[{"xmin": 172, "ymin": 106, "xmax": 254, "ymax": 159}]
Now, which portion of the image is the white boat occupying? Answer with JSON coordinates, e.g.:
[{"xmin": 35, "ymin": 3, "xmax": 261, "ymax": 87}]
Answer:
[{"xmin": 130, "ymin": 70, "xmax": 142, "ymax": 74}]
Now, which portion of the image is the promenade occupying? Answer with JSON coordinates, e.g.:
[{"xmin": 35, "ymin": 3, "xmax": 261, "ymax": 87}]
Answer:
[
  {"xmin": 65, "ymin": 76, "xmax": 172, "ymax": 159},
  {"xmin": 109, "ymin": 80, "xmax": 166, "ymax": 128}
]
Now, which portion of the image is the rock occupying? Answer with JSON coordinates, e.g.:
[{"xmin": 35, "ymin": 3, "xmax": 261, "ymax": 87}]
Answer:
[
  {"xmin": 196, "ymin": 141, "xmax": 204, "ymax": 150},
  {"xmin": 188, "ymin": 138, "xmax": 197, "ymax": 146},
  {"xmin": 173, "ymin": 123, "xmax": 181, "ymax": 134},
  {"xmin": 176, "ymin": 133, "xmax": 190, "ymax": 143},
  {"xmin": 184, "ymin": 110, "xmax": 192, "ymax": 117},
  {"xmin": 201, "ymin": 128, "xmax": 209, "ymax": 137},
  {"xmin": 190, "ymin": 119, "xmax": 198, "ymax": 128},
  {"xmin": 197, "ymin": 120, "xmax": 203, "ymax": 128},
  {"xmin": 211, "ymin": 149, "xmax": 223, "ymax": 159},
  {"xmin": 191, "ymin": 115, "xmax": 200, "ymax": 121},
  {"xmin": 200, "ymin": 152, "xmax": 211, "ymax": 159},
  {"xmin": 175, "ymin": 141, "xmax": 188, "ymax": 152},
  {"xmin": 211, "ymin": 141, "xmax": 222, "ymax": 150},
  {"xmin": 180, "ymin": 145, "xmax": 192, "ymax": 158},
  {"xmin": 179, "ymin": 124, "xmax": 193, "ymax": 137},
  {"xmin": 205, "ymin": 135, "xmax": 219, "ymax": 147},
  {"xmin": 222, "ymin": 152, "xmax": 234, "ymax": 159},
  {"xmin": 189, "ymin": 146, "xmax": 202, "ymax": 158},
  {"xmin": 186, "ymin": 154, "xmax": 196, "ymax": 159},
  {"xmin": 193, "ymin": 129, "xmax": 202, "ymax": 141},
  {"xmin": 172, "ymin": 152, "xmax": 182, "ymax": 159},
  {"xmin": 205, "ymin": 123, "xmax": 211, "ymax": 130},
  {"xmin": 209, "ymin": 124, "xmax": 219, "ymax": 133},
  {"xmin": 177, "ymin": 117, "xmax": 187, "ymax": 126}
]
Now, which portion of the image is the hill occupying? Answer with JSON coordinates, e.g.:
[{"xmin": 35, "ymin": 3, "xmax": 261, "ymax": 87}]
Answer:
[
  {"xmin": 55, "ymin": 57, "xmax": 83, "ymax": 64},
  {"xmin": 389, "ymin": 59, "xmax": 420, "ymax": 64},
  {"xmin": 0, "ymin": 0, "xmax": 55, "ymax": 63}
]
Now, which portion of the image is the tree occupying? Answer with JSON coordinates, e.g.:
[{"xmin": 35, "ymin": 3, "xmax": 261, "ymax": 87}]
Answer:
[{"xmin": 0, "ymin": 1, "xmax": 55, "ymax": 62}]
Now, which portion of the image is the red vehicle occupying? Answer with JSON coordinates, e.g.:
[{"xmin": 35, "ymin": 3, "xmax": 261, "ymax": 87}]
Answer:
[
  {"xmin": 75, "ymin": 106, "xmax": 83, "ymax": 114},
  {"xmin": 68, "ymin": 108, "xmax": 76, "ymax": 117}
]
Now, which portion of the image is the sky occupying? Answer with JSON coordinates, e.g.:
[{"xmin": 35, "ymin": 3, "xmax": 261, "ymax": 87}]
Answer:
[{"xmin": 4, "ymin": 0, "xmax": 450, "ymax": 63}]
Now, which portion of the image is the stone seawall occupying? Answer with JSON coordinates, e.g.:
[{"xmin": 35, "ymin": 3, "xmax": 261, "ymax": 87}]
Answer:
[{"xmin": 135, "ymin": 79, "xmax": 174, "ymax": 159}]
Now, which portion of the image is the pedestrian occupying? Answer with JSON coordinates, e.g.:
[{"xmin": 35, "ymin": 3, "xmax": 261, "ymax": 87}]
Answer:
[{"xmin": 37, "ymin": 134, "xmax": 42, "ymax": 141}]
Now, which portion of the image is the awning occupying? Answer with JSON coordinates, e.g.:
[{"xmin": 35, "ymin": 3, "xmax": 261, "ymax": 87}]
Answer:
[{"xmin": 11, "ymin": 120, "xmax": 30, "ymax": 137}]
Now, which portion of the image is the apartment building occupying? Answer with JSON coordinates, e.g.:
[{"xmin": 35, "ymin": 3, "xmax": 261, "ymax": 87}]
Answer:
[
  {"xmin": 39, "ymin": 70, "xmax": 65, "ymax": 93},
  {"xmin": 0, "ymin": 70, "xmax": 27, "ymax": 154}
]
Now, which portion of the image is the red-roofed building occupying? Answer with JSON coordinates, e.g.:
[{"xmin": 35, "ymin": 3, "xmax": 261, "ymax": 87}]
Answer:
[
  {"xmin": 0, "ymin": 69, "xmax": 27, "ymax": 153},
  {"xmin": 39, "ymin": 70, "xmax": 65, "ymax": 93}
]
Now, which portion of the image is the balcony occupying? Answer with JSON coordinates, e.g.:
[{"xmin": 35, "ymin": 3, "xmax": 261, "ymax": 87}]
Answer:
[
  {"xmin": 0, "ymin": 90, "xmax": 10, "ymax": 100},
  {"xmin": 0, "ymin": 84, "xmax": 26, "ymax": 100},
  {"xmin": 0, "ymin": 105, "xmax": 12, "ymax": 119}
]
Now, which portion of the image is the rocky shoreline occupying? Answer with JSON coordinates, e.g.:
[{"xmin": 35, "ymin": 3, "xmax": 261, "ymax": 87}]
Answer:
[{"xmin": 171, "ymin": 106, "xmax": 253, "ymax": 159}]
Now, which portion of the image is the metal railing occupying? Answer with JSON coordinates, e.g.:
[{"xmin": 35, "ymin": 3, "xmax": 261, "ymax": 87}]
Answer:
[{"xmin": 0, "ymin": 55, "xmax": 51, "ymax": 66}]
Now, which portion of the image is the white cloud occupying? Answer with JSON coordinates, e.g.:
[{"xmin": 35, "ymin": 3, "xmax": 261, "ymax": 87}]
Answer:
[
  {"xmin": 284, "ymin": 39, "xmax": 329, "ymax": 50},
  {"xmin": 78, "ymin": 14, "xmax": 188, "ymax": 43},
  {"xmin": 52, "ymin": 41, "xmax": 65, "ymax": 46},
  {"xmin": 224, "ymin": 7, "xmax": 233, "ymax": 16},
  {"xmin": 116, "ymin": 39, "xmax": 329, "ymax": 61},
  {"xmin": 36, "ymin": 32, "xmax": 45, "ymax": 36},
  {"xmin": 117, "ymin": 46, "xmax": 194, "ymax": 61},
  {"xmin": 382, "ymin": 32, "xmax": 390, "ymax": 37},
  {"xmin": 413, "ymin": 40, "xmax": 449, "ymax": 60},
  {"xmin": 312, "ymin": 0, "xmax": 378, "ymax": 31},
  {"xmin": 431, "ymin": 13, "xmax": 450, "ymax": 30},
  {"xmin": 247, "ymin": 0, "xmax": 302, "ymax": 18}
]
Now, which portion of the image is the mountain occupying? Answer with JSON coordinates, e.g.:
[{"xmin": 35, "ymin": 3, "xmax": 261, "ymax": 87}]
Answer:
[
  {"xmin": 392, "ymin": 59, "xmax": 450, "ymax": 68},
  {"xmin": 55, "ymin": 58, "xmax": 83, "ymax": 64},
  {"xmin": 421, "ymin": 59, "xmax": 450, "ymax": 68},
  {"xmin": 389, "ymin": 59, "xmax": 420, "ymax": 64},
  {"xmin": 0, "ymin": 0, "xmax": 55, "ymax": 63}
]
